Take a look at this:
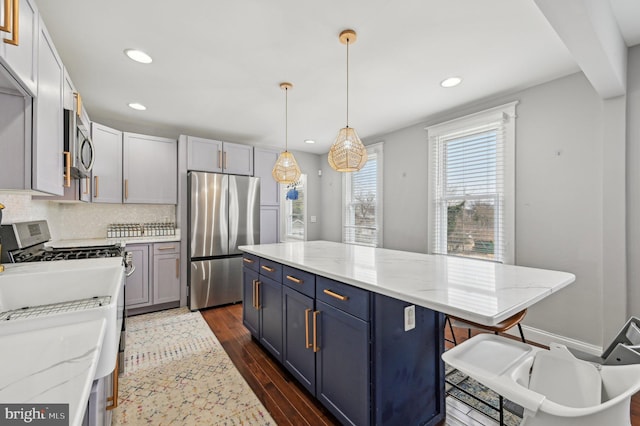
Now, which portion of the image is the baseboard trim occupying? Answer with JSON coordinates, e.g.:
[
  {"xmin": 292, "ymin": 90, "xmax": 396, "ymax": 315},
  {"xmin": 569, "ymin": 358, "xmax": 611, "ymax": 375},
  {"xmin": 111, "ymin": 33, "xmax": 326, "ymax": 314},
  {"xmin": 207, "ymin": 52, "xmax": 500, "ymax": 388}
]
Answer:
[{"xmin": 504, "ymin": 324, "xmax": 603, "ymax": 356}]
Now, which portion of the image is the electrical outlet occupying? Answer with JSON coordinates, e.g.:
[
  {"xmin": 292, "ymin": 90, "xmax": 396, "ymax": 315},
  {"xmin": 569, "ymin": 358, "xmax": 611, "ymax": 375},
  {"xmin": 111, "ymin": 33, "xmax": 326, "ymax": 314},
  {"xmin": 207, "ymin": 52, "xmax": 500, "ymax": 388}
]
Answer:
[{"xmin": 404, "ymin": 305, "xmax": 416, "ymax": 331}]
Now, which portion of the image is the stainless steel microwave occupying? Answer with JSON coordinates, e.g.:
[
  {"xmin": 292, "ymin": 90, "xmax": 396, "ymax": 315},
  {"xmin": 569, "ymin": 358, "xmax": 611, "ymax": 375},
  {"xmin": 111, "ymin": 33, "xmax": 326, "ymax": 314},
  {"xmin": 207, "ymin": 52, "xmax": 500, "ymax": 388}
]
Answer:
[{"xmin": 64, "ymin": 108, "xmax": 95, "ymax": 178}]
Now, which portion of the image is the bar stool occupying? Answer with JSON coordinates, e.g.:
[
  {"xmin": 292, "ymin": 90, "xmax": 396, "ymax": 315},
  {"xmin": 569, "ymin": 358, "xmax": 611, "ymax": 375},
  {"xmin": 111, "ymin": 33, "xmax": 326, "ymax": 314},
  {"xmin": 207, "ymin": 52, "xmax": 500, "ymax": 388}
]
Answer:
[
  {"xmin": 445, "ymin": 309, "xmax": 527, "ymax": 346},
  {"xmin": 444, "ymin": 309, "xmax": 527, "ymax": 425}
]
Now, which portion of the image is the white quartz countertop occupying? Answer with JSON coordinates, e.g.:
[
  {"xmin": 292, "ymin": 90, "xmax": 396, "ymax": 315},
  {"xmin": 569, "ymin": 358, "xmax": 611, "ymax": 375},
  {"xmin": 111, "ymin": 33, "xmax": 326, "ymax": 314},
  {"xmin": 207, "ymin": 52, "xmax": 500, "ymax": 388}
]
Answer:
[
  {"xmin": 0, "ymin": 319, "xmax": 106, "ymax": 426},
  {"xmin": 239, "ymin": 241, "xmax": 576, "ymax": 326}
]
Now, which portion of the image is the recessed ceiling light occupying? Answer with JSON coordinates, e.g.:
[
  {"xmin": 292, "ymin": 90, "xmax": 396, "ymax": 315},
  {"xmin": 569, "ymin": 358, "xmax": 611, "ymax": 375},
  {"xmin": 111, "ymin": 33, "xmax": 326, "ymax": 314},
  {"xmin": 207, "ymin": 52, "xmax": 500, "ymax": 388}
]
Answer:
[
  {"xmin": 304, "ymin": 139, "xmax": 316, "ymax": 144},
  {"xmin": 441, "ymin": 77, "xmax": 462, "ymax": 88},
  {"xmin": 124, "ymin": 49, "xmax": 153, "ymax": 64},
  {"xmin": 128, "ymin": 102, "xmax": 146, "ymax": 111}
]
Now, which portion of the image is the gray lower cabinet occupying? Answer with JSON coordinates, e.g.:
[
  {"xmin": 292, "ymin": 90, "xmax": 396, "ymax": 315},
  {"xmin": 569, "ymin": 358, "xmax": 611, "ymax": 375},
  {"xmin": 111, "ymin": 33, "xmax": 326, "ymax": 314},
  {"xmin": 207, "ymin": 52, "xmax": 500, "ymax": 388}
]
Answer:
[
  {"xmin": 259, "ymin": 206, "xmax": 279, "ymax": 244},
  {"xmin": 126, "ymin": 242, "xmax": 181, "ymax": 313},
  {"xmin": 242, "ymin": 255, "xmax": 446, "ymax": 426}
]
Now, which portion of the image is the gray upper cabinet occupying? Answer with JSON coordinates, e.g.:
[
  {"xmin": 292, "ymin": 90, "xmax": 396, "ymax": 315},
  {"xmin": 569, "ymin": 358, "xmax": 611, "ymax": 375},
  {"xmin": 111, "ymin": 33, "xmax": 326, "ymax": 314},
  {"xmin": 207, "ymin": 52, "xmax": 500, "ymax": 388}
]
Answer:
[
  {"xmin": 254, "ymin": 147, "xmax": 280, "ymax": 206},
  {"xmin": 91, "ymin": 123, "xmax": 122, "ymax": 203},
  {"xmin": 123, "ymin": 132, "xmax": 177, "ymax": 204},
  {"xmin": 32, "ymin": 15, "xmax": 63, "ymax": 196},
  {"xmin": 0, "ymin": 0, "xmax": 38, "ymax": 96},
  {"xmin": 186, "ymin": 136, "xmax": 253, "ymax": 176}
]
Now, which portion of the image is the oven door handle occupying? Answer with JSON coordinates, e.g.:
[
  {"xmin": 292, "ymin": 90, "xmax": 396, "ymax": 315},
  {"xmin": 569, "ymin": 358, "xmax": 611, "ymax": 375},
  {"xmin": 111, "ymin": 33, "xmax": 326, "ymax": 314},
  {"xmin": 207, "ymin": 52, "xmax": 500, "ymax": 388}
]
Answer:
[{"xmin": 125, "ymin": 264, "xmax": 136, "ymax": 277}]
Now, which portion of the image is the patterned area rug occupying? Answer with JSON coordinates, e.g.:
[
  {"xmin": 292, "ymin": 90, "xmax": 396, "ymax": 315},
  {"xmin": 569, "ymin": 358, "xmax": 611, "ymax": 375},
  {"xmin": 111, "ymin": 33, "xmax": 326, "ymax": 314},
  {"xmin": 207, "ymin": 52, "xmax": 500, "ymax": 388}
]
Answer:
[
  {"xmin": 446, "ymin": 364, "xmax": 523, "ymax": 426},
  {"xmin": 113, "ymin": 308, "xmax": 275, "ymax": 425}
]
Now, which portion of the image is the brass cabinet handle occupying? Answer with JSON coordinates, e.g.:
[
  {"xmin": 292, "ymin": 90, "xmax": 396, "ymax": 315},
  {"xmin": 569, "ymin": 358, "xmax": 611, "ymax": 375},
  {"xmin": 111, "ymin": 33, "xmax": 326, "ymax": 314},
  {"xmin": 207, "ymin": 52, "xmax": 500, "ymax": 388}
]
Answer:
[
  {"xmin": 94, "ymin": 176, "xmax": 99, "ymax": 198},
  {"xmin": 256, "ymin": 280, "xmax": 262, "ymax": 310},
  {"xmin": 252, "ymin": 279, "xmax": 257, "ymax": 309},
  {"xmin": 106, "ymin": 357, "xmax": 119, "ymax": 410},
  {"xmin": 304, "ymin": 308, "xmax": 312, "ymax": 349},
  {"xmin": 323, "ymin": 289, "xmax": 349, "ymax": 301},
  {"xmin": 3, "ymin": 0, "xmax": 17, "ymax": 46},
  {"xmin": 175, "ymin": 258, "xmax": 179, "ymax": 278},
  {"xmin": 261, "ymin": 265, "xmax": 274, "ymax": 273},
  {"xmin": 243, "ymin": 258, "xmax": 254, "ymax": 264},
  {"xmin": 0, "ymin": 0, "xmax": 10, "ymax": 32},
  {"xmin": 312, "ymin": 311, "xmax": 320, "ymax": 352},
  {"xmin": 84, "ymin": 176, "xmax": 89, "ymax": 194},
  {"xmin": 286, "ymin": 275, "xmax": 302, "ymax": 284},
  {"xmin": 218, "ymin": 150, "xmax": 222, "ymax": 169},
  {"xmin": 124, "ymin": 179, "xmax": 129, "ymax": 200},
  {"xmin": 63, "ymin": 151, "xmax": 71, "ymax": 187},
  {"xmin": 75, "ymin": 92, "xmax": 82, "ymax": 118},
  {"xmin": 157, "ymin": 246, "xmax": 176, "ymax": 251}
]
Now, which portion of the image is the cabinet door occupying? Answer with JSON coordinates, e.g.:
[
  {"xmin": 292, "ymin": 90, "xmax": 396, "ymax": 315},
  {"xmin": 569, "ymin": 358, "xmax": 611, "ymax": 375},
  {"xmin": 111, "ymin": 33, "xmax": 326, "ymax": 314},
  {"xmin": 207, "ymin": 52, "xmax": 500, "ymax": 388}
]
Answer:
[
  {"xmin": 254, "ymin": 148, "xmax": 280, "ymax": 205},
  {"xmin": 316, "ymin": 300, "xmax": 370, "ymax": 426},
  {"xmin": 125, "ymin": 245, "xmax": 150, "ymax": 308},
  {"xmin": 153, "ymin": 253, "xmax": 180, "ymax": 304},
  {"xmin": 0, "ymin": 89, "xmax": 31, "ymax": 191},
  {"xmin": 283, "ymin": 286, "xmax": 315, "ymax": 394},
  {"xmin": 123, "ymin": 133, "xmax": 177, "ymax": 204},
  {"xmin": 222, "ymin": 142, "xmax": 253, "ymax": 176},
  {"xmin": 242, "ymin": 267, "xmax": 259, "ymax": 338},
  {"xmin": 187, "ymin": 136, "xmax": 222, "ymax": 173},
  {"xmin": 0, "ymin": 0, "xmax": 37, "ymax": 95},
  {"xmin": 91, "ymin": 123, "xmax": 122, "ymax": 203},
  {"xmin": 258, "ymin": 274, "xmax": 282, "ymax": 361},
  {"xmin": 260, "ymin": 206, "xmax": 279, "ymax": 244},
  {"xmin": 32, "ymin": 16, "xmax": 63, "ymax": 196}
]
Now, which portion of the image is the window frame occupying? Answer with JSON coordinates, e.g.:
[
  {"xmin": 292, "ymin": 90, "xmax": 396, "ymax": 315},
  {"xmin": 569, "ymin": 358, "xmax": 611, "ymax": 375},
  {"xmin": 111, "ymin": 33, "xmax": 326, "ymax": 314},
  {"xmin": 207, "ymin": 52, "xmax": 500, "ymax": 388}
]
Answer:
[
  {"xmin": 426, "ymin": 102, "xmax": 517, "ymax": 264},
  {"xmin": 280, "ymin": 174, "xmax": 307, "ymax": 242},
  {"xmin": 342, "ymin": 142, "xmax": 384, "ymax": 247}
]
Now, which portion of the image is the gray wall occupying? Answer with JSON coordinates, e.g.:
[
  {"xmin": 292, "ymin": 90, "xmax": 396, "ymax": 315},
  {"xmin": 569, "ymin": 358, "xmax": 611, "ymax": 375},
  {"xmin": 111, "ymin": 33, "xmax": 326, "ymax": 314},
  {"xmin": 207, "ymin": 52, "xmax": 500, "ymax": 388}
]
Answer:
[
  {"xmin": 319, "ymin": 71, "xmax": 628, "ymax": 347},
  {"xmin": 628, "ymin": 45, "xmax": 640, "ymax": 318}
]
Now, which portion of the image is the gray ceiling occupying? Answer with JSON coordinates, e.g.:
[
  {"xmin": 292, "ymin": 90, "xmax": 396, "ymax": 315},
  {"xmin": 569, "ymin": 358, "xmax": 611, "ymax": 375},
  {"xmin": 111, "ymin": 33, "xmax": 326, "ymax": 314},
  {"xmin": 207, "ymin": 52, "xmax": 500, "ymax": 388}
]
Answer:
[{"xmin": 34, "ymin": 0, "xmax": 640, "ymax": 155}]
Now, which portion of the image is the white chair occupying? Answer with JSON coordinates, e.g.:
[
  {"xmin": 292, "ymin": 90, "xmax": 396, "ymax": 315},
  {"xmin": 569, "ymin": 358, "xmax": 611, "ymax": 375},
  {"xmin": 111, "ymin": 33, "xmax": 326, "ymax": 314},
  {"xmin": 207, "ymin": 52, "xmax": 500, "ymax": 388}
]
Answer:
[{"xmin": 442, "ymin": 334, "xmax": 640, "ymax": 426}]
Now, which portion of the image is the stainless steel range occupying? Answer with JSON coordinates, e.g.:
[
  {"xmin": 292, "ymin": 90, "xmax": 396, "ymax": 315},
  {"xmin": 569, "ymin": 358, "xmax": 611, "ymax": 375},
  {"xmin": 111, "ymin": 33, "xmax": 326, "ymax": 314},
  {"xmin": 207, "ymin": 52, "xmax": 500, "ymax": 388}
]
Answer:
[{"xmin": 0, "ymin": 220, "xmax": 132, "ymax": 375}]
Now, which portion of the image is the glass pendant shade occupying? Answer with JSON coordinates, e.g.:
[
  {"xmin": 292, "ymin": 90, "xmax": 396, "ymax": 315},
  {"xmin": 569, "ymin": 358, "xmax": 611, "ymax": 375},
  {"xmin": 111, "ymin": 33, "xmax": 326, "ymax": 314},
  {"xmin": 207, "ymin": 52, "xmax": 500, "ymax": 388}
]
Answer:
[
  {"xmin": 328, "ymin": 127, "xmax": 367, "ymax": 172},
  {"xmin": 272, "ymin": 150, "xmax": 301, "ymax": 184}
]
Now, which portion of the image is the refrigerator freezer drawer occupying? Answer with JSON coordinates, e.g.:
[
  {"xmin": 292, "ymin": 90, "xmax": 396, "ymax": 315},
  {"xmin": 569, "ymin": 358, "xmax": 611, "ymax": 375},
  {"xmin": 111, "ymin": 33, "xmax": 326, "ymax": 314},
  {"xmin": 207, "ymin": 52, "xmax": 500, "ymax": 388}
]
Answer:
[{"xmin": 189, "ymin": 257, "xmax": 242, "ymax": 310}]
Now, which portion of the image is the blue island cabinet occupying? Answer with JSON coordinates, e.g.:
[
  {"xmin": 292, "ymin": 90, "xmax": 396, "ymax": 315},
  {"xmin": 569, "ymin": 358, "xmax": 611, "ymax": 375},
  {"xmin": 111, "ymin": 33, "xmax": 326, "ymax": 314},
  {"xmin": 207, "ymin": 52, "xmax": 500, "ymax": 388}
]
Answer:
[{"xmin": 242, "ymin": 255, "xmax": 445, "ymax": 426}]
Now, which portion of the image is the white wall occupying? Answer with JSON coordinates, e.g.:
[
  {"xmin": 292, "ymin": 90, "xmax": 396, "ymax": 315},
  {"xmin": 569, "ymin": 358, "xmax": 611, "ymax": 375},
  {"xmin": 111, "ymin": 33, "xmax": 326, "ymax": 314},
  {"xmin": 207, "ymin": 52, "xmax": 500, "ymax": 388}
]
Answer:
[
  {"xmin": 289, "ymin": 149, "xmax": 322, "ymax": 241},
  {"xmin": 319, "ymin": 72, "xmax": 621, "ymax": 348}
]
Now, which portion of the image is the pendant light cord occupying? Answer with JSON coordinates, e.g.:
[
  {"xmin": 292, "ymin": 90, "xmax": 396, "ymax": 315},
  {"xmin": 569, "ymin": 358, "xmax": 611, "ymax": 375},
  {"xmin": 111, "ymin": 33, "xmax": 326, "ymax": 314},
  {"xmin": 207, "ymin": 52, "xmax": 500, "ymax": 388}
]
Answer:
[
  {"xmin": 346, "ymin": 37, "xmax": 350, "ymax": 128},
  {"xmin": 285, "ymin": 87, "xmax": 288, "ymax": 151}
]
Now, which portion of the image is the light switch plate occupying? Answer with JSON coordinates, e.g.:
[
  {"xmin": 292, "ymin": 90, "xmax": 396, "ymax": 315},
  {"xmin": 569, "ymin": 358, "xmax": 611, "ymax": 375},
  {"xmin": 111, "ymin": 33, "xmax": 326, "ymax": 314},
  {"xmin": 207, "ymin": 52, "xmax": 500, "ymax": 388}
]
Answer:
[
  {"xmin": 404, "ymin": 305, "xmax": 416, "ymax": 331},
  {"xmin": 310, "ymin": 216, "xmax": 317, "ymax": 223}
]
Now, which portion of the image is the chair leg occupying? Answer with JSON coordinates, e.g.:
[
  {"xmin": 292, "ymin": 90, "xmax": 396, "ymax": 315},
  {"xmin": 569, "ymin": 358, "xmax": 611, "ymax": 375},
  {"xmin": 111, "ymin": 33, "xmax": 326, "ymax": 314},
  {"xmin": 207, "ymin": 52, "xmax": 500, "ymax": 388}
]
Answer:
[
  {"xmin": 446, "ymin": 316, "xmax": 457, "ymax": 346},
  {"xmin": 517, "ymin": 323, "xmax": 526, "ymax": 343}
]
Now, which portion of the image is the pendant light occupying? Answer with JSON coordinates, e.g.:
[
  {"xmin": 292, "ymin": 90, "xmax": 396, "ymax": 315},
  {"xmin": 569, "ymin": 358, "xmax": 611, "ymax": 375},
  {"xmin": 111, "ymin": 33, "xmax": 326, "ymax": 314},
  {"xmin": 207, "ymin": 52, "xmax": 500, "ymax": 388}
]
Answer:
[
  {"xmin": 272, "ymin": 82, "xmax": 302, "ymax": 184},
  {"xmin": 328, "ymin": 29, "xmax": 368, "ymax": 172}
]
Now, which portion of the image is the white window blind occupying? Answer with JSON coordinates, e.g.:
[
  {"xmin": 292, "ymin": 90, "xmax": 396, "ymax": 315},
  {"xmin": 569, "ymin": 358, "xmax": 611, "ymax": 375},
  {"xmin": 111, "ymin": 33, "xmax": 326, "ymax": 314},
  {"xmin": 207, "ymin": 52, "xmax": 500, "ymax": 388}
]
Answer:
[
  {"xmin": 428, "ymin": 102, "xmax": 516, "ymax": 263},
  {"xmin": 343, "ymin": 143, "xmax": 383, "ymax": 247}
]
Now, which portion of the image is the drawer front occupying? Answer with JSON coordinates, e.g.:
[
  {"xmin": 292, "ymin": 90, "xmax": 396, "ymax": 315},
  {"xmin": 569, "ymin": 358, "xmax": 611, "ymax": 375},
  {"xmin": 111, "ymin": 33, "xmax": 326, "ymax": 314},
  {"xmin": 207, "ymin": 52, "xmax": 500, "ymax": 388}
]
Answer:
[
  {"xmin": 153, "ymin": 242, "xmax": 179, "ymax": 255},
  {"xmin": 282, "ymin": 265, "xmax": 315, "ymax": 298},
  {"xmin": 316, "ymin": 276, "xmax": 370, "ymax": 321},
  {"xmin": 242, "ymin": 253, "xmax": 260, "ymax": 272},
  {"xmin": 259, "ymin": 258, "xmax": 282, "ymax": 283}
]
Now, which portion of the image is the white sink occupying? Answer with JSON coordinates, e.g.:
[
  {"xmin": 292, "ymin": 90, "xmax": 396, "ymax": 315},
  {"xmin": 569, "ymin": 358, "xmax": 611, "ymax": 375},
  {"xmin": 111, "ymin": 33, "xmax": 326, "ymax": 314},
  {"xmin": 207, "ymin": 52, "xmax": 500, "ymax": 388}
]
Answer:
[{"xmin": 0, "ymin": 258, "xmax": 124, "ymax": 378}]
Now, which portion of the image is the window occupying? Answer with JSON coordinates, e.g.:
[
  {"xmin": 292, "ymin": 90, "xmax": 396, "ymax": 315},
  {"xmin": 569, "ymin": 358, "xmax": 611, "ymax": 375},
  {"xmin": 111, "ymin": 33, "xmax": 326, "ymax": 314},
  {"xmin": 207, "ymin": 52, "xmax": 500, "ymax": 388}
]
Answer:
[
  {"xmin": 427, "ymin": 102, "xmax": 517, "ymax": 263},
  {"xmin": 280, "ymin": 174, "xmax": 306, "ymax": 241},
  {"xmin": 343, "ymin": 142, "xmax": 383, "ymax": 247}
]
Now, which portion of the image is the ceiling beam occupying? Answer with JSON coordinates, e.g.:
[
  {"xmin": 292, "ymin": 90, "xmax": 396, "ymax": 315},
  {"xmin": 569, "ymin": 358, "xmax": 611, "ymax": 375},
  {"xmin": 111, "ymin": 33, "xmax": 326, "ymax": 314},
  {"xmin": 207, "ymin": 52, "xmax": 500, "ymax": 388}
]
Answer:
[{"xmin": 534, "ymin": 0, "xmax": 627, "ymax": 99}]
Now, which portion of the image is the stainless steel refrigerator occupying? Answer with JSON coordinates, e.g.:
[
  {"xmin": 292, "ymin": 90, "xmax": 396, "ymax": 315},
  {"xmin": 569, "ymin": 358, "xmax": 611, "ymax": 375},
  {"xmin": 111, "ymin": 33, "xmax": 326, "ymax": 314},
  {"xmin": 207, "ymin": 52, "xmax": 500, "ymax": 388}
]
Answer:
[{"xmin": 188, "ymin": 172, "xmax": 260, "ymax": 310}]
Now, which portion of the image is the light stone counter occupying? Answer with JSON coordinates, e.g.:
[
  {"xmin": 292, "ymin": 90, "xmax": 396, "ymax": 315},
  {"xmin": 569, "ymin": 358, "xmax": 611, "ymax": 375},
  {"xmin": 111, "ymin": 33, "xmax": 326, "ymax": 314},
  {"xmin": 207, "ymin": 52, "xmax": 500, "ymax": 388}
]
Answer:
[
  {"xmin": 0, "ymin": 319, "xmax": 106, "ymax": 426},
  {"xmin": 239, "ymin": 241, "xmax": 575, "ymax": 326}
]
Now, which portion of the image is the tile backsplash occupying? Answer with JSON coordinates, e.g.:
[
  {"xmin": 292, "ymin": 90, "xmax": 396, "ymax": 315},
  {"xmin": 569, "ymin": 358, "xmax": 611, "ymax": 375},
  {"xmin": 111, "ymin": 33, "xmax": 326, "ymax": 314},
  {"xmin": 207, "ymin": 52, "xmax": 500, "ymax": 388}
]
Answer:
[{"xmin": 0, "ymin": 194, "xmax": 175, "ymax": 240}]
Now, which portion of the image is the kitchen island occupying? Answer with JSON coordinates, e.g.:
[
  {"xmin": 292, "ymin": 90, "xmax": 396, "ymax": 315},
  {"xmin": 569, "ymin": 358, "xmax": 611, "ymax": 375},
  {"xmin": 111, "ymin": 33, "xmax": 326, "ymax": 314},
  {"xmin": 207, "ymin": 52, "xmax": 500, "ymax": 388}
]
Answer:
[{"xmin": 239, "ymin": 241, "xmax": 575, "ymax": 426}]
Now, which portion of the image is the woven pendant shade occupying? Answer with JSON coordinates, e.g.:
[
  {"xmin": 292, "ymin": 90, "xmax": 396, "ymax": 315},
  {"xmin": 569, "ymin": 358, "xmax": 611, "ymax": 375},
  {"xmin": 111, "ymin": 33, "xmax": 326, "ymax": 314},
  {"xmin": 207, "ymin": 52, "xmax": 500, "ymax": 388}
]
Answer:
[
  {"xmin": 328, "ymin": 29, "xmax": 367, "ymax": 173},
  {"xmin": 328, "ymin": 127, "xmax": 368, "ymax": 172},
  {"xmin": 272, "ymin": 151, "xmax": 301, "ymax": 184},
  {"xmin": 272, "ymin": 82, "xmax": 302, "ymax": 184}
]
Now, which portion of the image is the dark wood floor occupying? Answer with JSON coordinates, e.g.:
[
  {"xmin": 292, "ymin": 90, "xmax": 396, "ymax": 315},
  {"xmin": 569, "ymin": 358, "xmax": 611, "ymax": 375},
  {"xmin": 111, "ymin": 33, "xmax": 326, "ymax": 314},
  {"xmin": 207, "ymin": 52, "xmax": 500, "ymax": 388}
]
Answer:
[{"xmin": 202, "ymin": 303, "xmax": 640, "ymax": 425}]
